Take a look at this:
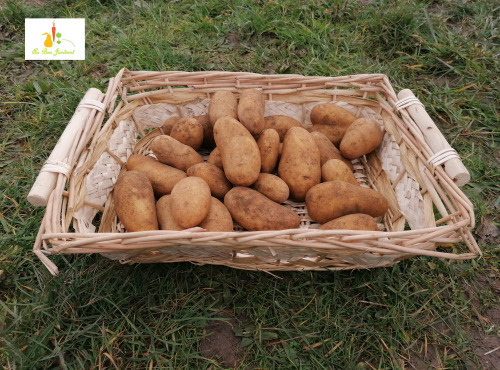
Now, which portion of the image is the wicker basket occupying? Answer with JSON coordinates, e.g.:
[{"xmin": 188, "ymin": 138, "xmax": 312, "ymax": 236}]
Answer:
[{"xmin": 30, "ymin": 69, "xmax": 481, "ymax": 275}]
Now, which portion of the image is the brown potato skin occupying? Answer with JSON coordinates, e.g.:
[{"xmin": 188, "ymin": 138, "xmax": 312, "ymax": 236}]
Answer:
[
  {"xmin": 340, "ymin": 118, "xmax": 384, "ymax": 159},
  {"xmin": 150, "ymin": 135, "xmax": 203, "ymax": 172},
  {"xmin": 208, "ymin": 90, "xmax": 238, "ymax": 126},
  {"xmin": 310, "ymin": 103, "xmax": 356, "ymax": 126},
  {"xmin": 114, "ymin": 171, "xmax": 158, "ymax": 231},
  {"xmin": 309, "ymin": 124, "xmax": 347, "ymax": 147},
  {"xmin": 193, "ymin": 114, "xmax": 215, "ymax": 149},
  {"xmin": 278, "ymin": 127, "xmax": 321, "ymax": 201},
  {"xmin": 170, "ymin": 177, "xmax": 212, "ymax": 228},
  {"xmin": 321, "ymin": 159, "xmax": 359, "ymax": 185},
  {"xmin": 251, "ymin": 173, "xmax": 289, "ymax": 203},
  {"xmin": 199, "ymin": 197, "xmax": 234, "ymax": 232},
  {"xmin": 207, "ymin": 147, "xmax": 223, "ymax": 170},
  {"xmin": 213, "ymin": 116, "xmax": 261, "ymax": 186},
  {"xmin": 187, "ymin": 162, "xmax": 232, "ymax": 200},
  {"xmin": 263, "ymin": 115, "xmax": 302, "ymax": 141},
  {"xmin": 156, "ymin": 195, "xmax": 183, "ymax": 231},
  {"xmin": 305, "ymin": 181, "xmax": 389, "ymax": 224},
  {"xmin": 126, "ymin": 154, "xmax": 187, "ymax": 196},
  {"xmin": 170, "ymin": 117, "xmax": 204, "ymax": 150},
  {"xmin": 257, "ymin": 129, "xmax": 280, "ymax": 173},
  {"xmin": 319, "ymin": 214, "xmax": 379, "ymax": 231},
  {"xmin": 161, "ymin": 116, "xmax": 181, "ymax": 135},
  {"xmin": 237, "ymin": 88, "xmax": 265, "ymax": 135},
  {"xmin": 310, "ymin": 104, "xmax": 357, "ymax": 145},
  {"xmin": 310, "ymin": 131, "xmax": 353, "ymax": 170},
  {"xmin": 224, "ymin": 187, "xmax": 300, "ymax": 231}
]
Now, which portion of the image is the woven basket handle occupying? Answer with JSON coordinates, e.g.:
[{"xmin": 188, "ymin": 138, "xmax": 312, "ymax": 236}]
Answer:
[
  {"xmin": 397, "ymin": 89, "xmax": 470, "ymax": 186},
  {"xmin": 27, "ymin": 88, "xmax": 105, "ymax": 207}
]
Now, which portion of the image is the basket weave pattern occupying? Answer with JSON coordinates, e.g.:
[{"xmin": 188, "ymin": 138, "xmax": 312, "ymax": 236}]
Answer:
[{"xmin": 33, "ymin": 70, "xmax": 480, "ymax": 274}]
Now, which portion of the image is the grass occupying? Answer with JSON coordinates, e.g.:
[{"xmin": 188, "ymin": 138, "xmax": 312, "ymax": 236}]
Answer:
[{"xmin": 1, "ymin": 0, "xmax": 499, "ymax": 368}]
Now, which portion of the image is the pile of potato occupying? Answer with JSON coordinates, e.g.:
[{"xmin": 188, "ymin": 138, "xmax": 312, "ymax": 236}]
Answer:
[{"xmin": 113, "ymin": 89, "xmax": 389, "ymax": 233}]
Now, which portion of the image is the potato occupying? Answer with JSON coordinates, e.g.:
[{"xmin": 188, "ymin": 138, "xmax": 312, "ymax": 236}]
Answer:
[
  {"xmin": 309, "ymin": 125, "xmax": 341, "ymax": 145},
  {"xmin": 321, "ymin": 159, "xmax": 358, "ymax": 185},
  {"xmin": 208, "ymin": 90, "xmax": 238, "ymax": 126},
  {"xmin": 170, "ymin": 117, "xmax": 204, "ymax": 150},
  {"xmin": 163, "ymin": 115, "xmax": 214, "ymax": 149},
  {"xmin": 170, "ymin": 177, "xmax": 211, "ymax": 228},
  {"xmin": 193, "ymin": 114, "xmax": 215, "ymax": 149},
  {"xmin": 156, "ymin": 195, "xmax": 183, "ymax": 231},
  {"xmin": 199, "ymin": 197, "xmax": 234, "ymax": 232},
  {"xmin": 310, "ymin": 103, "xmax": 356, "ymax": 126},
  {"xmin": 310, "ymin": 103, "xmax": 357, "ymax": 145},
  {"xmin": 114, "ymin": 170, "xmax": 158, "ymax": 231},
  {"xmin": 251, "ymin": 173, "xmax": 289, "ymax": 203},
  {"xmin": 310, "ymin": 131, "xmax": 353, "ymax": 170},
  {"xmin": 340, "ymin": 118, "xmax": 384, "ymax": 159},
  {"xmin": 278, "ymin": 127, "xmax": 321, "ymax": 201},
  {"xmin": 126, "ymin": 154, "xmax": 187, "ymax": 196},
  {"xmin": 237, "ymin": 88, "xmax": 265, "ymax": 135},
  {"xmin": 319, "ymin": 214, "xmax": 379, "ymax": 231},
  {"xmin": 150, "ymin": 135, "xmax": 203, "ymax": 172},
  {"xmin": 161, "ymin": 116, "xmax": 180, "ymax": 135},
  {"xmin": 207, "ymin": 147, "xmax": 223, "ymax": 170},
  {"xmin": 224, "ymin": 187, "xmax": 300, "ymax": 231},
  {"xmin": 263, "ymin": 115, "xmax": 302, "ymax": 141},
  {"xmin": 213, "ymin": 116, "xmax": 261, "ymax": 186},
  {"xmin": 187, "ymin": 162, "xmax": 232, "ymax": 200},
  {"xmin": 257, "ymin": 128, "xmax": 280, "ymax": 173},
  {"xmin": 305, "ymin": 181, "xmax": 389, "ymax": 224}
]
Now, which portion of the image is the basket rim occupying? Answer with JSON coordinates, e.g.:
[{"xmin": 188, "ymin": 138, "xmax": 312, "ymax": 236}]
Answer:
[{"xmin": 31, "ymin": 69, "xmax": 481, "ymax": 275}]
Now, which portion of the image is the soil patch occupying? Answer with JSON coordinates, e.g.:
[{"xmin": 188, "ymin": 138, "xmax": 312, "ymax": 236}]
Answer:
[
  {"xmin": 466, "ymin": 272, "xmax": 500, "ymax": 369},
  {"xmin": 407, "ymin": 342, "xmax": 451, "ymax": 369},
  {"xmin": 200, "ymin": 311, "xmax": 244, "ymax": 368},
  {"xmin": 468, "ymin": 327, "xmax": 500, "ymax": 369},
  {"xmin": 408, "ymin": 273, "xmax": 500, "ymax": 369},
  {"xmin": 466, "ymin": 306, "xmax": 500, "ymax": 370}
]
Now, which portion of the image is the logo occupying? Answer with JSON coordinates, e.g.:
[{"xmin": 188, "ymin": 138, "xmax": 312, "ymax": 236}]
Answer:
[{"xmin": 25, "ymin": 18, "xmax": 85, "ymax": 60}]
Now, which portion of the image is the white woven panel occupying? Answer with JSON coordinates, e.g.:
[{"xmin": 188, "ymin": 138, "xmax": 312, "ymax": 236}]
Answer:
[
  {"xmin": 73, "ymin": 117, "xmax": 138, "ymax": 233},
  {"xmin": 338, "ymin": 253, "xmax": 400, "ymax": 268},
  {"xmin": 133, "ymin": 99, "xmax": 211, "ymax": 130},
  {"xmin": 101, "ymin": 246, "xmax": 400, "ymax": 269},
  {"xmin": 133, "ymin": 103, "xmax": 179, "ymax": 128},
  {"xmin": 378, "ymin": 133, "xmax": 425, "ymax": 230},
  {"xmin": 264, "ymin": 101, "xmax": 307, "ymax": 125},
  {"xmin": 178, "ymin": 99, "xmax": 210, "ymax": 117}
]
